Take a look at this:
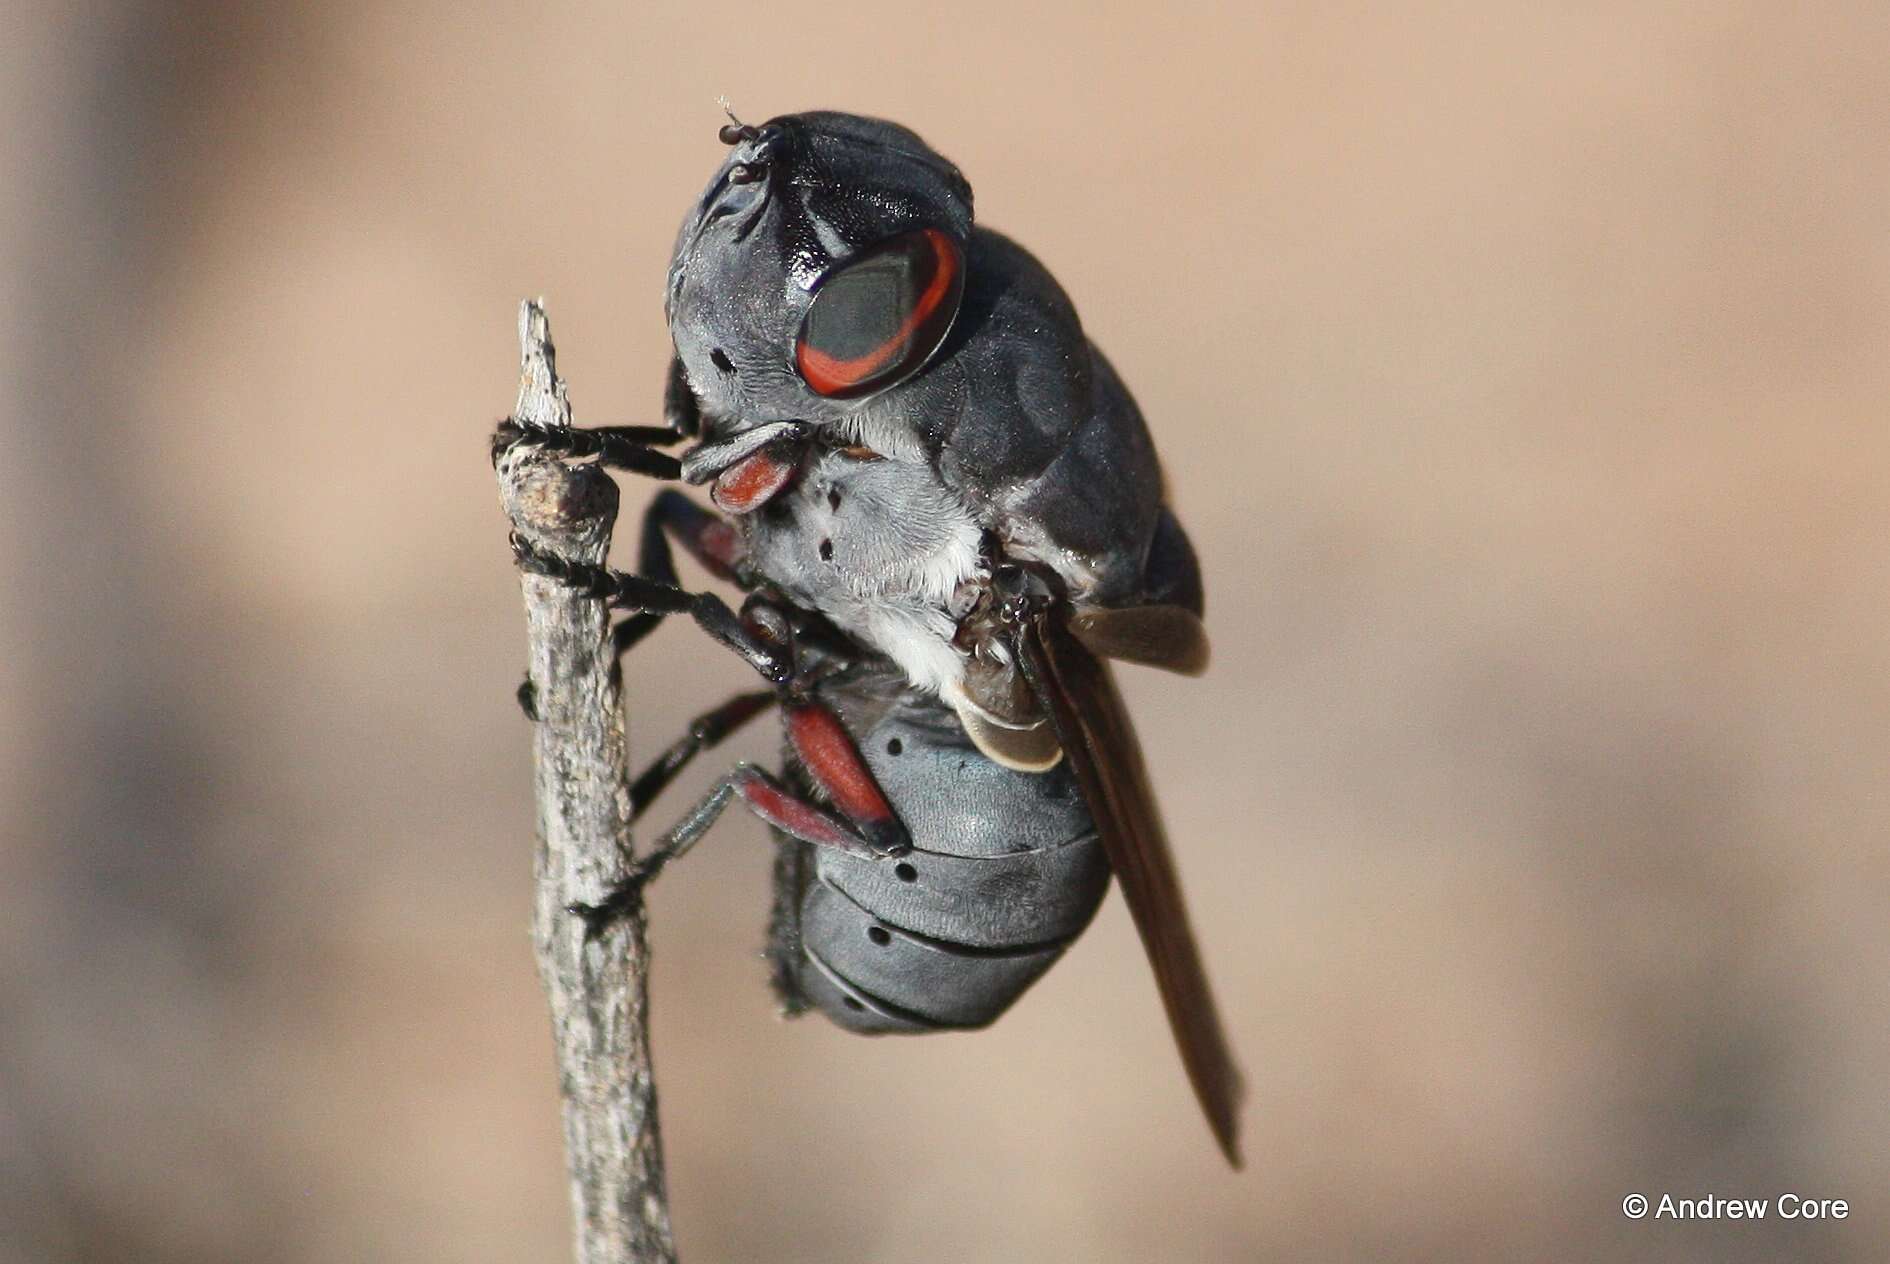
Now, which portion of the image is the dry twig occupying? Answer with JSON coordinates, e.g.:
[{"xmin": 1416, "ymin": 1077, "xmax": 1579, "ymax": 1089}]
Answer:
[{"xmin": 494, "ymin": 300, "xmax": 677, "ymax": 1264}]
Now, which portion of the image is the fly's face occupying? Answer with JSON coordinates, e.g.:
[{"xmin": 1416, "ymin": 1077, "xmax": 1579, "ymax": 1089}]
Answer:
[{"xmin": 666, "ymin": 111, "xmax": 974, "ymax": 436}]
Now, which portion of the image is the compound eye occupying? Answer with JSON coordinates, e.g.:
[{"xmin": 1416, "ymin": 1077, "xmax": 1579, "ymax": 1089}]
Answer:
[{"xmin": 795, "ymin": 228, "xmax": 965, "ymax": 399}]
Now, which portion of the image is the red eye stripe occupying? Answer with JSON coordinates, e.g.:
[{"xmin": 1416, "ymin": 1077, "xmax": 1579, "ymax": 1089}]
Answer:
[{"xmin": 796, "ymin": 228, "xmax": 962, "ymax": 397}]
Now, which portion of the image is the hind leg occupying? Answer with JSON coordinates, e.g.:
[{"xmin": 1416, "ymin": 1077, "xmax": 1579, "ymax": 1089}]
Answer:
[
  {"xmin": 571, "ymin": 761, "xmax": 898, "ymax": 935},
  {"xmin": 627, "ymin": 689, "xmax": 775, "ymax": 816}
]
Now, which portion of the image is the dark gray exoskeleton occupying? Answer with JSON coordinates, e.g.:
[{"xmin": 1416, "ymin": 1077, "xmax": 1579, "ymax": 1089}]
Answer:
[
  {"xmin": 662, "ymin": 112, "xmax": 1203, "ymax": 752},
  {"xmin": 499, "ymin": 110, "xmax": 1242, "ymax": 1165},
  {"xmin": 768, "ymin": 655, "xmax": 1112, "ymax": 1034}
]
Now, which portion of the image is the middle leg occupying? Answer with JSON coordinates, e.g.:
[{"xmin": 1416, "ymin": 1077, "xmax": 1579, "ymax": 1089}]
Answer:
[
  {"xmin": 606, "ymin": 489, "xmax": 752, "ymax": 675},
  {"xmin": 511, "ymin": 532, "xmax": 792, "ymax": 684}
]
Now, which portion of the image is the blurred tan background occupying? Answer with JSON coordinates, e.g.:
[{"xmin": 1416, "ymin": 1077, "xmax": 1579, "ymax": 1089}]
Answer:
[{"xmin": 4, "ymin": 2, "xmax": 1887, "ymax": 1260}]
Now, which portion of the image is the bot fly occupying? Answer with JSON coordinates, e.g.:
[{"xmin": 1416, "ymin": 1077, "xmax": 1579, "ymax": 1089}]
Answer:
[{"xmin": 496, "ymin": 110, "xmax": 1243, "ymax": 1166}]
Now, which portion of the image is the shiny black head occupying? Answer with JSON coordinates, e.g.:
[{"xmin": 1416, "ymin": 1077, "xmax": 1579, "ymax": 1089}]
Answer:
[{"xmin": 667, "ymin": 111, "xmax": 974, "ymax": 429}]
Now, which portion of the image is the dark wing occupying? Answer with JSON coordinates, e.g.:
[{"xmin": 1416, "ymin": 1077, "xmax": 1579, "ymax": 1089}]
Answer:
[
  {"xmin": 1018, "ymin": 607, "xmax": 1245, "ymax": 1168},
  {"xmin": 1069, "ymin": 603, "xmax": 1210, "ymax": 676}
]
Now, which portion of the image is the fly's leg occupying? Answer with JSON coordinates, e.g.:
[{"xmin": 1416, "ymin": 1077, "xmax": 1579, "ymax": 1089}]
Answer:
[
  {"xmin": 571, "ymin": 594, "xmax": 910, "ymax": 935},
  {"xmin": 731, "ymin": 764, "xmax": 897, "ymax": 860},
  {"xmin": 502, "ymin": 414, "xmax": 732, "ymax": 718},
  {"xmin": 510, "ymin": 533, "xmax": 792, "ymax": 684},
  {"xmin": 629, "ymin": 689, "xmax": 776, "ymax": 816},
  {"xmin": 637, "ymin": 488, "xmax": 748, "ymax": 587},
  {"xmin": 491, "ymin": 417, "xmax": 684, "ymax": 480},
  {"xmin": 596, "ymin": 490, "xmax": 755, "ymax": 693},
  {"xmin": 511, "ymin": 484, "xmax": 778, "ymax": 684},
  {"xmin": 509, "ymin": 460, "xmax": 911, "ymax": 929},
  {"xmin": 571, "ymin": 761, "xmax": 897, "ymax": 936},
  {"xmin": 781, "ymin": 698, "xmax": 911, "ymax": 855},
  {"xmin": 487, "ymin": 359, "xmax": 808, "ymax": 498},
  {"xmin": 739, "ymin": 600, "xmax": 911, "ymax": 856},
  {"xmin": 614, "ymin": 490, "xmax": 751, "ymax": 667},
  {"xmin": 607, "ymin": 613, "xmax": 664, "ymax": 665},
  {"xmin": 607, "ymin": 595, "xmax": 906, "ymax": 852},
  {"xmin": 489, "ymin": 357, "xmax": 702, "ymax": 481},
  {"xmin": 617, "ymin": 491, "xmax": 752, "ymax": 657}
]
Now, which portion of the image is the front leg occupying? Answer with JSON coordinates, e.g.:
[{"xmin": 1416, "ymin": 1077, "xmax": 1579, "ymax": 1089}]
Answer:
[
  {"xmin": 489, "ymin": 354, "xmax": 704, "ymax": 480},
  {"xmin": 491, "ymin": 416, "xmax": 683, "ymax": 480},
  {"xmin": 637, "ymin": 488, "xmax": 747, "ymax": 587}
]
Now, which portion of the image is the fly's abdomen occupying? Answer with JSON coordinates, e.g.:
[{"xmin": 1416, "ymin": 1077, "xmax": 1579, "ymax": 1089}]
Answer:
[
  {"xmin": 797, "ymin": 832, "xmax": 1108, "ymax": 1032},
  {"xmin": 778, "ymin": 691, "xmax": 1109, "ymax": 1033}
]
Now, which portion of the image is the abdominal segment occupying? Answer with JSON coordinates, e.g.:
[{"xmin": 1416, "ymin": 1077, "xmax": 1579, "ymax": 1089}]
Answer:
[{"xmin": 767, "ymin": 688, "xmax": 1109, "ymax": 1033}]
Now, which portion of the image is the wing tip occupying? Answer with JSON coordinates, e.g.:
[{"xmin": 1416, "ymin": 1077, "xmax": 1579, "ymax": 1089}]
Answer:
[
  {"xmin": 1217, "ymin": 1131, "xmax": 1245, "ymax": 1171},
  {"xmin": 1206, "ymin": 1064, "xmax": 1246, "ymax": 1170}
]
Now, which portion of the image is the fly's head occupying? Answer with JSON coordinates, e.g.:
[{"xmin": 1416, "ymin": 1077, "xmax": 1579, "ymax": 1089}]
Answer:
[{"xmin": 666, "ymin": 111, "xmax": 974, "ymax": 437}]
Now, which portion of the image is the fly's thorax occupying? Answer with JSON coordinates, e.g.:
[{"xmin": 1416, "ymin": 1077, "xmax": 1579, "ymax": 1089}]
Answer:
[{"xmin": 742, "ymin": 444, "xmax": 982, "ymax": 695}]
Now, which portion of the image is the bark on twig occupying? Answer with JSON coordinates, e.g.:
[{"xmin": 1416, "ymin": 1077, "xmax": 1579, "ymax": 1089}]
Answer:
[{"xmin": 495, "ymin": 300, "xmax": 677, "ymax": 1264}]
